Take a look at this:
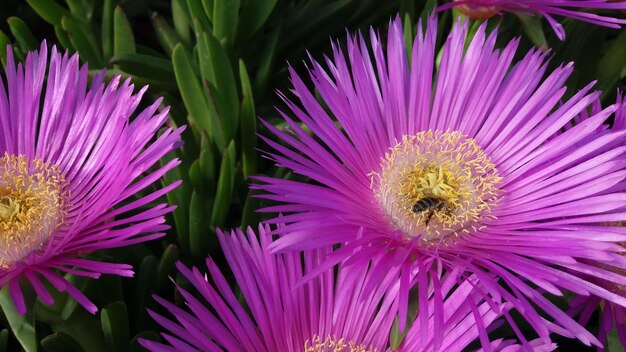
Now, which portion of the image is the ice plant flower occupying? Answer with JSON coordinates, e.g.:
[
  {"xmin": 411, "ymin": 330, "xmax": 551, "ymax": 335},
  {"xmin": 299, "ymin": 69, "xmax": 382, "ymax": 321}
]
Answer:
[
  {"xmin": 438, "ymin": 0, "xmax": 626, "ymax": 39},
  {"xmin": 0, "ymin": 42, "xmax": 183, "ymax": 313},
  {"xmin": 139, "ymin": 225, "xmax": 542, "ymax": 352},
  {"xmin": 254, "ymin": 16, "xmax": 626, "ymax": 347},
  {"xmin": 567, "ymin": 93, "xmax": 626, "ymax": 351}
]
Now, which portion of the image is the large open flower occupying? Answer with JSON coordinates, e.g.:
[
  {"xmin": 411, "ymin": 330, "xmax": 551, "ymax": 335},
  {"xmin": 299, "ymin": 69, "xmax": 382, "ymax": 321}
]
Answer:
[
  {"xmin": 140, "ymin": 225, "xmax": 542, "ymax": 352},
  {"xmin": 438, "ymin": 0, "xmax": 626, "ymax": 39},
  {"xmin": 0, "ymin": 42, "xmax": 183, "ymax": 313},
  {"xmin": 254, "ymin": 16, "xmax": 626, "ymax": 347}
]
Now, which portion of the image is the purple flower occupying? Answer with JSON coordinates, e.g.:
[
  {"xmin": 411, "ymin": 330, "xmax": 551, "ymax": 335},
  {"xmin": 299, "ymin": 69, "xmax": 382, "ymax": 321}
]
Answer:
[
  {"xmin": 0, "ymin": 42, "xmax": 183, "ymax": 314},
  {"xmin": 140, "ymin": 225, "xmax": 544, "ymax": 352},
  {"xmin": 438, "ymin": 0, "xmax": 626, "ymax": 39},
  {"xmin": 254, "ymin": 16, "xmax": 626, "ymax": 347},
  {"xmin": 567, "ymin": 92, "xmax": 626, "ymax": 351}
]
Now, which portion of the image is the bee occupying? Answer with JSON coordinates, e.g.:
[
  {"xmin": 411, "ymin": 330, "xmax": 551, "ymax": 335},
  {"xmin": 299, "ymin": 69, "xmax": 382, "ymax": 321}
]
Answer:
[{"xmin": 412, "ymin": 197, "xmax": 446, "ymax": 226}]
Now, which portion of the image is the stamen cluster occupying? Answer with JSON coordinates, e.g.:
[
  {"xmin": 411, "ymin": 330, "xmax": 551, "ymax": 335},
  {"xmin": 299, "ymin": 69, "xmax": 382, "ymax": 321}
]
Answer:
[
  {"xmin": 0, "ymin": 153, "xmax": 67, "ymax": 267},
  {"xmin": 304, "ymin": 335, "xmax": 376, "ymax": 352},
  {"xmin": 371, "ymin": 131, "xmax": 501, "ymax": 244}
]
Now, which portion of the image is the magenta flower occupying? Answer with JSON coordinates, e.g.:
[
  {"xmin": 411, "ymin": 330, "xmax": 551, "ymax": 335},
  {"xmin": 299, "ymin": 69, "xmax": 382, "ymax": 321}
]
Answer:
[
  {"xmin": 567, "ymin": 92, "xmax": 626, "ymax": 351},
  {"xmin": 0, "ymin": 42, "xmax": 183, "ymax": 313},
  {"xmin": 438, "ymin": 0, "xmax": 626, "ymax": 39},
  {"xmin": 139, "ymin": 225, "xmax": 543, "ymax": 352},
  {"xmin": 254, "ymin": 16, "xmax": 626, "ymax": 347}
]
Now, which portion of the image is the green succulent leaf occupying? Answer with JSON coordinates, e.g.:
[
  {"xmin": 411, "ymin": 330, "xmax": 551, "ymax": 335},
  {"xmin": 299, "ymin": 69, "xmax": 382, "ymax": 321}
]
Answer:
[
  {"xmin": 130, "ymin": 331, "xmax": 161, "ymax": 352},
  {"xmin": 189, "ymin": 191, "xmax": 213, "ymax": 260},
  {"xmin": 212, "ymin": 0, "xmax": 240, "ymax": 42},
  {"xmin": 0, "ymin": 31, "xmax": 12, "ymax": 67},
  {"xmin": 237, "ymin": 0, "xmax": 277, "ymax": 41},
  {"xmin": 101, "ymin": 0, "xmax": 115, "ymax": 59},
  {"xmin": 254, "ymin": 21, "xmax": 281, "ymax": 96},
  {"xmin": 598, "ymin": 28, "xmax": 626, "ymax": 96},
  {"xmin": 172, "ymin": 0, "xmax": 191, "ymax": 45},
  {"xmin": 26, "ymin": 0, "xmax": 70, "ymax": 26},
  {"xmin": 134, "ymin": 256, "xmax": 157, "ymax": 332},
  {"xmin": 61, "ymin": 15, "xmax": 104, "ymax": 67},
  {"xmin": 239, "ymin": 60, "xmax": 256, "ymax": 178},
  {"xmin": 101, "ymin": 302, "xmax": 130, "ymax": 352},
  {"xmin": 211, "ymin": 140, "xmax": 235, "ymax": 227},
  {"xmin": 156, "ymin": 245, "xmax": 180, "ymax": 291},
  {"xmin": 160, "ymin": 147, "xmax": 191, "ymax": 259},
  {"xmin": 7, "ymin": 17, "xmax": 39, "ymax": 52},
  {"xmin": 65, "ymin": 0, "xmax": 86, "ymax": 18},
  {"xmin": 0, "ymin": 286, "xmax": 37, "ymax": 352},
  {"xmin": 113, "ymin": 6, "xmax": 136, "ymax": 55},
  {"xmin": 172, "ymin": 43, "xmax": 225, "ymax": 149},
  {"xmin": 60, "ymin": 275, "xmax": 91, "ymax": 321},
  {"xmin": 187, "ymin": 0, "xmax": 211, "ymax": 31},
  {"xmin": 195, "ymin": 30, "xmax": 239, "ymax": 144},
  {"xmin": 0, "ymin": 329, "xmax": 8, "ymax": 352},
  {"xmin": 109, "ymin": 53, "xmax": 175, "ymax": 81},
  {"xmin": 53, "ymin": 25, "xmax": 73, "ymax": 50},
  {"xmin": 517, "ymin": 14, "xmax": 547, "ymax": 48},
  {"xmin": 152, "ymin": 15, "xmax": 183, "ymax": 57},
  {"xmin": 40, "ymin": 332, "xmax": 84, "ymax": 352}
]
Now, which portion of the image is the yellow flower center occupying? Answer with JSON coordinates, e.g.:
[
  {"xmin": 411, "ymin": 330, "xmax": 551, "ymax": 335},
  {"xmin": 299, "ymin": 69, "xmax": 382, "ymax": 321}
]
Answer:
[
  {"xmin": 453, "ymin": 0, "xmax": 500, "ymax": 20},
  {"xmin": 371, "ymin": 131, "xmax": 501, "ymax": 245},
  {"xmin": 0, "ymin": 153, "xmax": 67, "ymax": 268},
  {"xmin": 304, "ymin": 335, "xmax": 376, "ymax": 352}
]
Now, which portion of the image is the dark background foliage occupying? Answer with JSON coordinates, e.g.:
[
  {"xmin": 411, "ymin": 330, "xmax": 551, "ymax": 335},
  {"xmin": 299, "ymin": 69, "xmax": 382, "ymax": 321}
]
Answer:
[{"xmin": 0, "ymin": 0, "xmax": 624, "ymax": 351}]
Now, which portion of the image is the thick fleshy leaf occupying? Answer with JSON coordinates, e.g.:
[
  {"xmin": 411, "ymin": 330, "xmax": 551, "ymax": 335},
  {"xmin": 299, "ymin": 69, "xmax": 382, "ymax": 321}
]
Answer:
[
  {"xmin": 0, "ymin": 329, "xmax": 8, "ymax": 352},
  {"xmin": 113, "ymin": 6, "xmax": 136, "ymax": 55},
  {"xmin": 212, "ymin": 0, "xmax": 240, "ymax": 42},
  {"xmin": 101, "ymin": 0, "xmax": 115, "ymax": 58},
  {"xmin": 239, "ymin": 60, "xmax": 256, "ymax": 178},
  {"xmin": 40, "ymin": 332, "xmax": 84, "ymax": 352},
  {"xmin": 152, "ymin": 15, "xmax": 183, "ymax": 57},
  {"xmin": 7, "ymin": 17, "xmax": 39, "ymax": 52},
  {"xmin": 0, "ymin": 286, "xmax": 37, "ymax": 352},
  {"xmin": 108, "ymin": 53, "xmax": 175, "ymax": 81},
  {"xmin": 518, "ymin": 14, "xmax": 547, "ymax": 48},
  {"xmin": 60, "ymin": 15, "xmax": 103, "ymax": 67},
  {"xmin": 598, "ymin": 28, "xmax": 626, "ymax": 94},
  {"xmin": 189, "ymin": 191, "xmax": 213, "ymax": 261},
  {"xmin": 101, "ymin": 302, "xmax": 130, "ymax": 352},
  {"xmin": 172, "ymin": 0, "xmax": 191, "ymax": 45},
  {"xmin": 237, "ymin": 0, "xmax": 276, "ymax": 40},
  {"xmin": 156, "ymin": 245, "xmax": 180, "ymax": 291},
  {"xmin": 134, "ymin": 256, "xmax": 157, "ymax": 332},
  {"xmin": 26, "ymin": 0, "xmax": 70, "ymax": 26},
  {"xmin": 0, "ymin": 30, "xmax": 11, "ymax": 66},
  {"xmin": 211, "ymin": 140, "xmax": 235, "ymax": 226},
  {"xmin": 172, "ymin": 43, "xmax": 225, "ymax": 149}
]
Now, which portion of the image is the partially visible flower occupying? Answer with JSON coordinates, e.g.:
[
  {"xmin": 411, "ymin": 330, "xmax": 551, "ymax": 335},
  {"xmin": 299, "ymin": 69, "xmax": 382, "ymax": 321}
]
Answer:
[
  {"xmin": 254, "ymin": 15, "xmax": 626, "ymax": 347},
  {"xmin": 568, "ymin": 92, "xmax": 626, "ymax": 351},
  {"xmin": 438, "ymin": 0, "xmax": 626, "ymax": 39},
  {"xmin": 140, "ymin": 225, "xmax": 530, "ymax": 352},
  {"xmin": 0, "ymin": 42, "xmax": 183, "ymax": 313}
]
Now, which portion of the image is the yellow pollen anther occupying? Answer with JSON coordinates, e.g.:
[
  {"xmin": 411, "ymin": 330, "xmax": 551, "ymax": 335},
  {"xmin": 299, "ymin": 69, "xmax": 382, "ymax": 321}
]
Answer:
[
  {"xmin": 0, "ymin": 196, "xmax": 20, "ymax": 223},
  {"xmin": 0, "ymin": 153, "xmax": 68, "ymax": 268},
  {"xmin": 304, "ymin": 335, "xmax": 376, "ymax": 352},
  {"xmin": 370, "ymin": 131, "xmax": 501, "ymax": 245}
]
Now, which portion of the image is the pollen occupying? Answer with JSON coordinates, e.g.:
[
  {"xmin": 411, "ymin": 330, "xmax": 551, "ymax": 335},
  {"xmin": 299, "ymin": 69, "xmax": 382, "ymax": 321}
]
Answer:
[
  {"xmin": 304, "ymin": 335, "xmax": 376, "ymax": 352},
  {"xmin": 0, "ymin": 153, "xmax": 67, "ymax": 268},
  {"xmin": 370, "ymin": 131, "xmax": 501, "ymax": 245}
]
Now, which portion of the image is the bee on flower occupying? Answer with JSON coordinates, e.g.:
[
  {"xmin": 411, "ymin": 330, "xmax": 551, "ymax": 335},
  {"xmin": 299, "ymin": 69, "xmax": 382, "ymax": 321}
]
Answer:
[{"xmin": 254, "ymin": 15, "xmax": 626, "ymax": 347}]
